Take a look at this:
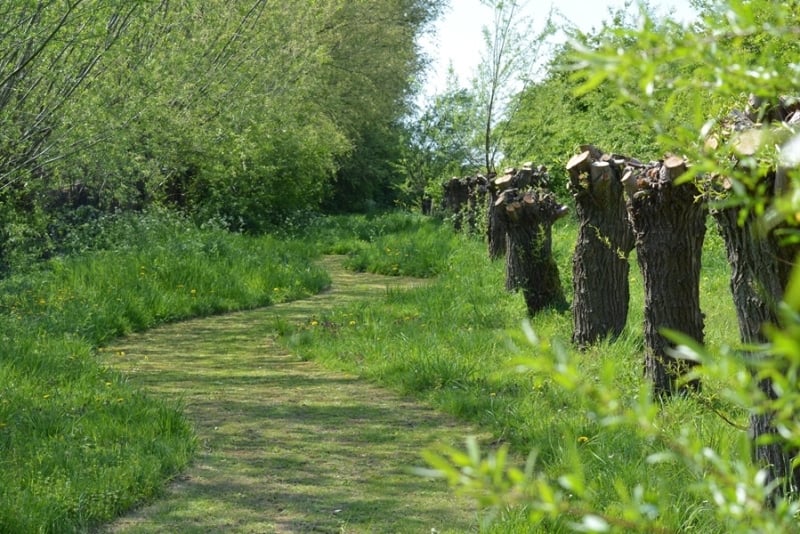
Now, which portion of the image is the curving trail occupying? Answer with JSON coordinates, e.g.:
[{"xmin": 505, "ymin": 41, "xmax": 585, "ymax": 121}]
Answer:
[{"xmin": 98, "ymin": 256, "xmax": 480, "ymax": 533}]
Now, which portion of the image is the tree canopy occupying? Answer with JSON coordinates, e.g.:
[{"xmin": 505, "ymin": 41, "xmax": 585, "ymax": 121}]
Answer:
[{"xmin": 0, "ymin": 0, "xmax": 444, "ymax": 260}]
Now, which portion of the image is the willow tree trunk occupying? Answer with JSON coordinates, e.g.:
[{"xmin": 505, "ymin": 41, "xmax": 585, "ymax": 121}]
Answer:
[
  {"xmin": 713, "ymin": 205, "xmax": 797, "ymax": 502},
  {"xmin": 487, "ymin": 173, "xmax": 506, "ymax": 260},
  {"xmin": 487, "ymin": 165, "xmax": 551, "ymax": 260},
  {"xmin": 567, "ymin": 148, "xmax": 635, "ymax": 347},
  {"xmin": 623, "ymin": 156, "xmax": 706, "ymax": 397},
  {"xmin": 489, "ymin": 167, "xmax": 530, "ymax": 261},
  {"xmin": 496, "ymin": 187, "xmax": 568, "ymax": 315},
  {"xmin": 713, "ymin": 96, "xmax": 800, "ymax": 503},
  {"xmin": 466, "ymin": 175, "xmax": 488, "ymax": 234},
  {"xmin": 443, "ymin": 177, "xmax": 470, "ymax": 231}
]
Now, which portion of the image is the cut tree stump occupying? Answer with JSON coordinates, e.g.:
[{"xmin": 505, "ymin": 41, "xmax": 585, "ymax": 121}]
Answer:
[
  {"xmin": 496, "ymin": 186, "xmax": 568, "ymax": 315},
  {"xmin": 623, "ymin": 156, "xmax": 706, "ymax": 397},
  {"xmin": 567, "ymin": 146, "xmax": 634, "ymax": 347},
  {"xmin": 443, "ymin": 177, "xmax": 470, "ymax": 231},
  {"xmin": 444, "ymin": 175, "xmax": 487, "ymax": 233},
  {"xmin": 487, "ymin": 164, "xmax": 550, "ymax": 260},
  {"xmin": 710, "ymin": 97, "xmax": 800, "ymax": 503}
]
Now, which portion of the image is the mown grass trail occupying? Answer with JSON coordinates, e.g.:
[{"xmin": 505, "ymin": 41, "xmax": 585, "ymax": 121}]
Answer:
[{"xmin": 97, "ymin": 256, "xmax": 481, "ymax": 533}]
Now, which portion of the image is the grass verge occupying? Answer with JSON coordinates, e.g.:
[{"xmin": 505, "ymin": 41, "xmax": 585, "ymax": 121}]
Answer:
[
  {"xmin": 276, "ymin": 216, "xmax": 746, "ymax": 532},
  {"xmin": 0, "ymin": 209, "xmax": 749, "ymax": 533},
  {"xmin": 0, "ymin": 211, "xmax": 329, "ymax": 533}
]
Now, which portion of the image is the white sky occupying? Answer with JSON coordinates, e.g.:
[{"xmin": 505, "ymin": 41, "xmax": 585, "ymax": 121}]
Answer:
[{"xmin": 420, "ymin": 0, "xmax": 697, "ymax": 95}]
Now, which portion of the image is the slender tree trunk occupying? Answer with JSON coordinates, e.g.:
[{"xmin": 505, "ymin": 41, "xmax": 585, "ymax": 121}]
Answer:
[
  {"xmin": 496, "ymin": 187, "xmax": 568, "ymax": 314},
  {"xmin": 623, "ymin": 157, "xmax": 706, "ymax": 397},
  {"xmin": 567, "ymin": 147, "xmax": 634, "ymax": 347}
]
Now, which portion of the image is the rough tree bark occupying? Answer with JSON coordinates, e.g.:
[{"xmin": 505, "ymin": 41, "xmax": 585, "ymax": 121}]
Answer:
[
  {"xmin": 487, "ymin": 164, "xmax": 549, "ymax": 260},
  {"xmin": 444, "ymin": 176, "xmax": 487, "ymax": 232},
  {"xmin": 623, "ymin": 156, "xmax": 706, "ymax": 397},
  {"xmin": 486, "ymin": 171, "xmax": 505, "ymax": 260},
  {"xmin": 443, "ymin": 177, "xmax": 470, "ymax": 231},
  {"xmin": 713, "ymin": 202, "xmax": 797, "ymax": 501},
  {"xmin": 711, "ymin": 98, "xmax": 800, "ymax": 502},
  {"xmin": 466, "ymin": 175, "xmax": 488, "ymax": 234},
  {"xmin": 488, "ymin": 166, "xmax": 531, "ymax": 260},
  {"xmin": 567, "ymin": 146, "xmax": 635, "ymax": 347},
  {"xmin": 495, "ymin": 186, "xmax": 568, "ymax": 315}
]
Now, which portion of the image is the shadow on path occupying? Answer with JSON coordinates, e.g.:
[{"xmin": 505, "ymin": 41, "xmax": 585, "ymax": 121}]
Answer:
[{"xmin": 97, "ymin": 256, "xmax": 481, "ymax": 533}]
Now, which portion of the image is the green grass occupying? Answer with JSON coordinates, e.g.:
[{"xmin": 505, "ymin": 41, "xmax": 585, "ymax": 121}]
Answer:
[
  {"xmin": 0, "ymin": 209, "xmax": 754, "ymax": 533},
  {"xmin": 0, "ymin": 211, "xmax": 330, "ymax": 533},
  {"xmin": 96, "ymin": 256, "xmax": 480, "ymax": 533},
  {"xmin": 276, "ymin": 214, "xmax": 748, "ymax": 533}
]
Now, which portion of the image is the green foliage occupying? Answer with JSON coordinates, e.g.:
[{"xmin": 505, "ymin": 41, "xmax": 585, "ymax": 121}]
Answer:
[
  {"xmin": 399, "ymin": 78, "xmax": 486, "ymax": 208},
  {"xmin": 0, "ymin": 0, "xmax": 446, "ymax": 263},
  {"xmin": 502, "ymin": 5, "xmax": 702, "ymax": 197},
  {"xmin": 318, "ymin": 0, "xmax": 445, "ymax": 210},
  {"xmin": 569, "ymin": 0, "xmax": 800, "ymax": 196},
  {"xmin": 275, "ymin": 214, "xmax": 763, "ymax": 532},
  {"xmin": 502, "ymin": 47, "xmax": 664, "ymax": 198},
  {"xmin": 420, "ymin": 0, "xmax": 800, "ymax": 531},
  {"xmin": 0, "ymin": 1, "xmax": 144, "ymax": 184},
  {"xmin": 0, "ymin": 211, "xmax": 330, "ymax": 531}
]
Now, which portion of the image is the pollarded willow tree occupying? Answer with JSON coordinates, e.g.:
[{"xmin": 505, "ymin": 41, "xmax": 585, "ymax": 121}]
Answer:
[
  {"xmin": 566, "ymin": 146, "xmax": 634, "ymax": 348},
  {"xmin": 425, "ymin": 1, "xmax": 800, "ymax": 531},
  {"xmin": 495, "ymin": 174, "xmax": 568, "ymax": 315},
  {"xmin": 708, "ymin": 99, "xmax": 800, "ymax": 502},
  {"xmin": 623, "ymin": 156, "xmax": 706, "ymax": 397}
]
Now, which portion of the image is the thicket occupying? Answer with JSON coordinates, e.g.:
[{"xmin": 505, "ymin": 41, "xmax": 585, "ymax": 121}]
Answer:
[{"xmin": 0, "ymin": 1, "xmax": 444, "ymax": 274}]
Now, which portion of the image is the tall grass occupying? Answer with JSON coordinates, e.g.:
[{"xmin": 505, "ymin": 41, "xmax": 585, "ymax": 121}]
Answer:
[
  {"xmin": 0, "ymin": 210, "xmax": 330, "ymax": 533},
  {"xmin": 0, "ymin": 208, "xmax": 748, "ymax": 532},
  {"xmin": 278, "ymin": 214, "xmax": 746, "ymax": 532}
]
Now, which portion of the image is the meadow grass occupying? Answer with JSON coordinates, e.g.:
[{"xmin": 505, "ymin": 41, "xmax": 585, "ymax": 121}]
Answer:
[
  {"xmin": 0, "ymin": 208, "xmax": 750, "ymax": 533},
  {"xmin": 0, "ymin": 211, "xmax": 329, "ymax": 533},
  {"xmin": 277, "ymin": 214, "xmax": 747, "ymax": 533}
]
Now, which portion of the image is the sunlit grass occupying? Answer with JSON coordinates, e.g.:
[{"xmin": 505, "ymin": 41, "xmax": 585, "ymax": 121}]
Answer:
[
  {"xmin": 0, "ymin": 209, "xmax": 749, "ymax": 533},
  {"xmin": 0, "ymin": 211, "xmax": 330, "ymax": 532},
  {"xmin": 278, "ymin": 214, "xmax": 745, "ymax": 533}
]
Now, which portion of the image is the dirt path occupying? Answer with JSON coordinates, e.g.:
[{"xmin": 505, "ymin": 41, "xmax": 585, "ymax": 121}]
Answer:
[{"xmin": 97, "ymin": 257, "xmax": 480, "ymax": 533}]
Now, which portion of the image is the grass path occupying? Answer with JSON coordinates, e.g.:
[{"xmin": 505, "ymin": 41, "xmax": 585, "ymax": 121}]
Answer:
[{"xmin": 97, "ymin": 256, "xmax": 481, "ymax": 533}]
